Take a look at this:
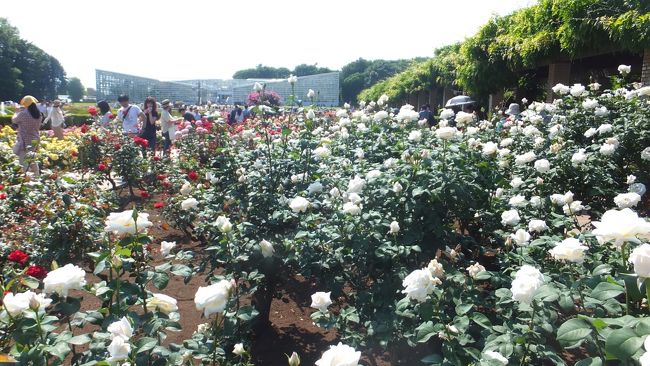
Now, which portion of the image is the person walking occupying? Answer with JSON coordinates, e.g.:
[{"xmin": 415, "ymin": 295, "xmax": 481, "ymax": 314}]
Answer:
[
  {"xmin": 44, "ymin": 100, "xmax": 65, "ymax": 139},
  {"xmin": 140, "ymin": 96, "xmax": 159, "ymax": 157},
  {"xmin": 160, "ymin": 99, "xmax": 181, "ymax": 156},
  {"xmin": 12, "ymin": 96, "xmax": 42, "ymax": 175},
  {"xmin": 116, "ymin": 94, "xmax": 144, "ymax": 135}
]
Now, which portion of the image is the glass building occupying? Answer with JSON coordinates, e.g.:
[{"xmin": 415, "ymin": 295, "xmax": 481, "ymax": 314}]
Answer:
[{"xmin": 96, "ymin": 70, "xmax": 339, "ymax": 106}]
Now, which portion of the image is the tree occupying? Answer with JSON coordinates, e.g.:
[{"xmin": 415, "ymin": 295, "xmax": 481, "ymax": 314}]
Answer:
[
  {"xmin": 67, "ymin": 78, "xmax": 85, "ymax": 102},
  {"xmin": 340, "ymin": 58, "xmax": 420, "ymax": 104},
  {"xmin": 233, "ymin": 64, "xmax": 291, "ymax": 79},
  {"xmin": 293, "ymin": 63, "xmax": 333, "ymax": 76},
  {"xmin": 0, "ymin": 18, "xmax": 66, "ymax": 101}
]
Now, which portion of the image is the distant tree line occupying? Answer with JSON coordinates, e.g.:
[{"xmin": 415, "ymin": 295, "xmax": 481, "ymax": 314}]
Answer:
[
  {"xmin": 0, "ymin": 18, "xmax": 67, "ymax": 101},
  {"xmin": 233, "ymin": 58, "xmax": 423, "ymax": 105}
]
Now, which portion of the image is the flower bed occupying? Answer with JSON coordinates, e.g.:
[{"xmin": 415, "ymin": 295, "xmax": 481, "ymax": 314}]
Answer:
[{"xmin": 0, "ymin": 71, "xmax": 649, "ymax": 365}]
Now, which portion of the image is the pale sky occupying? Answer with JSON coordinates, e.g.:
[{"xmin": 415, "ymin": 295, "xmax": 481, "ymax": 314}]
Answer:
[{"xmin": 3, "ymin": 0, "xmax": 535, "ymax": 88}]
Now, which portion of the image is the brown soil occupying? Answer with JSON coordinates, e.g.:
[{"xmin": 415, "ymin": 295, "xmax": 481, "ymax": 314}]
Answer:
[{"xmin": 72, "ymin": 193, "xmax": 392, "ymax": 365}]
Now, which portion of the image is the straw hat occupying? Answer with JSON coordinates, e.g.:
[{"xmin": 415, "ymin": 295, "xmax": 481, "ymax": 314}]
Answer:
[{"xmin": 20, "ymin": 95, "xmax": 38, "ymax": 108}]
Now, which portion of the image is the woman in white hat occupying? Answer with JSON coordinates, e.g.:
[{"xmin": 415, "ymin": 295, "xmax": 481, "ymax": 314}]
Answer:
[
  {"xmin": 44, "ymin": 100, "xmax": 65, "ymax": 139},
  {"xmin": 12, "ymin": 95, "xmax": 42, "ymax": 174}
]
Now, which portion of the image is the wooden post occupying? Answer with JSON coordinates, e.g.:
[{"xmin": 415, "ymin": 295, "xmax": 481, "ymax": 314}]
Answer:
[
  {"xmin": 546, "ymin": 62, "xmax": 571, "ymax": 102},
  {"xmin": 642, "ymin": 49, "xmax": 650, "ymax": 86}
]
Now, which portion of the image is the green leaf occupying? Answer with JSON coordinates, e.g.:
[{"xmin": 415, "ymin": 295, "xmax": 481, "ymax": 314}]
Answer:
[
  {"xmin": 591, "ymin": 264, "xmax": 612, "ymax": 276},
  {"xmin": 472, "ymin": 313, "xmax": 492, "ymax": 329},
  {"xmin": 605, "ymin": 327, "xmax": 644, "ymax": 360},
  {"xmin": 136, "ymin": 337, "xmax": 158, "ymax": 353},
  {"xmin": 557, "ymin": 318, "xmax": 592, "ymax": 348},
  {"xmin": 590, "ymin": 282, "xmax": 624, "ymax": 301},
  {"xmin": 455, "ymin": 304, "xmax": 473, "ymax": 315},
  {"xmin": 575, "ymin": 358, "xmax": 603, "ymax": 366},
  {"xmin": 152, "ymin": 271, "xmax": 169, "ymax": 290},
  {"xmin": 420, "ymin": 354, "xmax": 442, "ymax": 364},
  {"xmin": 416, "ymin": 321, "xmax": 437, "ymax": 343},
  {"xmin": 68, "ymin": 334, "xmax": 91, "ymax": 345}
]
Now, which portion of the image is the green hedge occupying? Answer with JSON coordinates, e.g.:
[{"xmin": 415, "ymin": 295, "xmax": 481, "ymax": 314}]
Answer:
[{"xmin": 0, "ymin": 114, "xmax": 94, "ymax": 128}]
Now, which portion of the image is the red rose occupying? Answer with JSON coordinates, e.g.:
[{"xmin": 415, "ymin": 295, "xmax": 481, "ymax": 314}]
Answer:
[
  {"xmin": 156, "ymin": 175, "xmax": 166, "ymax": 181},
  {"xmin": 26, "ymin": 265, "xmax": 48, "ymax": 279},
  {"xmin": 87, "ymin": 106, "xmax": 98, "ymax": 116},
  {"xmin": 8, "ymin": 250, "xmax": 29, "ymax": 265},
  {"xmin": 154, "ymin": 202, "xmax": 164, "ymax": 209},
  {"xmin": 114, "ymin": 143, "xmax": 122, "ymax": 150},
  {"xmin": 80, "ymin": 124, "xmax": 88, "ymax": 133},
  {"xmin": 162, "ymin": 181, "xmax": 171, "ymax": 189},
  {"xmin": 71, "ymin": 151, "xmax": 79, "ymax": 157},
  {"xmin": 98, "ymin": 163, "xmax": 107, "ymax": 171},
  {"xmin": 0, "ymin": 193, "xmax": 6, "ymax": 200},
  {"xmin": 187, "ymin": 171, "xmax": 199, "ymax": 181},
  {"xmin": 91, "ymin": 135, "xmax": 100, "ymax": 143},
  {"xmin": 153, "ymin": 156, "xmax": 161, "ymax": 161},
  {"xmin": 0, "ymin": 184, "xmax": 5, "ymax": 190},
  {"xmin": 140, "ymin": 191, "xmax": 150, "ymax": 198},
  {"xmin": 108, "ymin": 113, "xmax": 116, "ymax": 120}
]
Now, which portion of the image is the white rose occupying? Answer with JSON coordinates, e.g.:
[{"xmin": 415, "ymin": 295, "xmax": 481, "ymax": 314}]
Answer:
[
  {"xmin": 594, "ymin": 106, "xmax": 609, "ymax": 117},
  {"xmin": 215, "ymin": 215, "xmax": 233, "ymax": 233},
  {"xmin": 584, "ymin": 128, "xmax": 597, "ymax": 138},
  {"xmin": 310, "ymin": 291, "xmax": 332, "ymax": 312},
  {"xmin": 618, "ymin": 64, "xmax": 631, "ymax": 75},
  {"xmin": 530, "ymin": 196, "xmax": 542, "ymax": 207},
  {"xmin": 287, "ymin": 74, "xmax": 298, "ymax": 84},
  {"xmin": 614, "ymin": 192, "xmax": 641, "ymax": 209},
  {"xmin": 307, "ymin": 89, "xmax": 316, "ymax": 99},
  {"xmin": 483, "ymin": 350, "xmax": 509, "ymax": 365},
  {"xmin": 549, "ymin": 238, "xmax": 588, "ymax": 263},
  {"xmin": 308, "ymin": 181, "xmax": 324, "ymax": 195},
  {"xmin": 104, "ymin": 210, "xmax": 153, "ymax": 237},
  {"xmin": 534, "ymin": 159, "xmax": 550, "ymax": 173},
  {"xmin": 329, "ymin": 187, "xmax": 341, "ymax": 198},
  {"xmin": 600, "ymin": 143, "xmax": 617, "ymax": 156},
  {"xmin": 315, "ymin": 343, "xmax": 361, "ymax": 366},
  {"xmin": 630, "ymin": 244, "xmax": 650, "ymax": 278},
  {"xmin": 342, "ymin": 202, "xmax": 362, "ymax": 215},
  {"xmin": 514, "ymin": 151, "xmax": 537, "ymax": 166},
  {"xmin": 181, "ymin": 197, "xmax": 198, "ymax": 210},
  {"xmin": 107, "ymin": 316, "xmax": 133, "ymax": 341},
  {"xmin": 347, "ymin": 176, "xmax": 366, "ymax": 194},
  {"xmin": 147, "ymin": 293, "xmax": 178, "ymax": 314},
  {"xmin": 501, "ymin": 210, "xmax": 520, "ymax": 226},
  {"xmin": 592, "ymin": 208, "xmax": 650, "ymax": 247},
  {"xmin": 627, "ymin": 175, "xmax": 637, "ymax": 184},
  {"xmin": 253, "ymin": 82, "xmax": 263, "ymax": 92},
  {"xmin": 482, "ymin": 141, "xmax": 498, "ymax": 156},
  {"xmin": 552, "ymin": 83, "xmax": 570, "ymax": 95},
  {"xmin": 389, "ymin": 221, "xmax": 400, "ymax": 234},
  {"xmin": 570, "ymin": 83, "xmax": 586, "ymax": 97},
  {"xmin": 3, "ymin": 291, "xmax": 51, "ymax": 316},
  {"xmin": 466, "ymin": 263, "xmax": 486, "ymax": 279},
  {"xmin": 408, "ymin": 130, "xmax": 422, "ymax": 142},
  {"xmin": 511, "ymin": 229, "xmax": 531, "ymax": 246},
  {"xmin": 160, "ymin": 241, "xmax": 176, "ymax": 257},
  {"xmin": 259, "ymin": 239, "xmax": 274, "ymax": 258},
  {"xmin": 43, "ymin": 264, "xmax": 86, "ymax": 298},
  {"xmin": 365, "ymin": 169, "xmax": 382, "ymax": 182},
  {"xmin": 427, "ymin": 259, "xmax": 445, "ymax": 278},
  {"xmin": 233, "ymin": 343, "xmax": 246, "ymax": 356},
  {"xmin": 313, "ymin": 146, "xmax": 330, "ymax": 159},
  {"xmin": 107, "ymin": 337, "xmax": 131, "ymax": 362},
  {"xmin": 571, "ymin": 149, "xmax": 588, "ymax": 166},
  {"xmin": 510, "ymin": 177, "xmax": 524, "ymax": 189},
  {"xmin": 455, "ymin": 111, "xmax": 474, "ymax": 126},
  {"xmin": 435, "ymin": 127, "xmax": 457, "ymax": 140},
  {"xmin": 597, "ymin": 124, "xmax": 613, "ymax": 134},
  {"xmin": 180, "ymin": 181, "xmax": 192, "ymax": 195},
  {"xmin": 194, "ymin": 279, "xmax": 234, "ymax": 317},
  {"xmin": 508, "ymin": 195, "xmax": 527, "ymax": 208},
  {"xmin": 373, "ymin": 110, "xmax": 388, "ymax": 121},
  {"xmin": 563, "ymin": 200, "xmax": 584, "ymax": 215},
  {"xmin": 289, "ymin": 197, "xmax": 309, "ymax": 213},
  {"xmin": 510, "ymin": 265, "xmax": 544, "ymax": 304},
  {"xmin": 500, "ymin": 138, "xmax": 514, "ymax": 147},
  {"xmin": 402, "ymin": 268, "xmax": 441, "ymax": 302},
  {"xmin": 439, "ymin": 109, "xmax": 455, "ymax": 120},
  {"xmin": 528, "ymin": 220, "xmax": 548, "ymax": 232},
  {"xmin": 582, "ymin": 98, "xmax": 598, "ymax": 109},
  {"xmin": 393, "ymin": 182, "xmax": 403, "ymax": 194}
]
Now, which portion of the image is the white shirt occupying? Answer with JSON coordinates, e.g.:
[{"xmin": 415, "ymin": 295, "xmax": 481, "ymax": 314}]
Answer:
[
  {"xmin": 99, "ymin": 112, "xmax": 112, "ymax": 126},
  {"xmin": 160, "ymin": 110, "xmax": 176, "ymax": 141},
  {"xmin": 44, "ymin": 106, "xmax": 65, "ymax": 127},
  {"xmin": 117, "ymin": 104, "xmax": 142, "ymax": 133}
]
